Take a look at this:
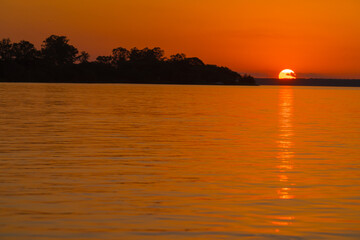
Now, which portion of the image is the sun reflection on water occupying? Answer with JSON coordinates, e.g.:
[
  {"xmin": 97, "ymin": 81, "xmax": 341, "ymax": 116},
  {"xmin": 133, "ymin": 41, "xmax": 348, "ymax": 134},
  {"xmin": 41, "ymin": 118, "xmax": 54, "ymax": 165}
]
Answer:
[
  {"xmin": 277, "ymin": 87, "xmax": 295, "ymax": 200},
  {"xmin": 273, "ymin": 87, "xmax": 296, "ymax": 230}
]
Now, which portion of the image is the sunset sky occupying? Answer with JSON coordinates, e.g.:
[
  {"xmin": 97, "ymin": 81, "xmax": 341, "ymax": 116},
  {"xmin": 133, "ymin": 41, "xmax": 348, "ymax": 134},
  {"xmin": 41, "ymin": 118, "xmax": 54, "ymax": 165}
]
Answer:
[{"xmin": 1, "ymin": 0, "xmax": 359, "ymax": 78}]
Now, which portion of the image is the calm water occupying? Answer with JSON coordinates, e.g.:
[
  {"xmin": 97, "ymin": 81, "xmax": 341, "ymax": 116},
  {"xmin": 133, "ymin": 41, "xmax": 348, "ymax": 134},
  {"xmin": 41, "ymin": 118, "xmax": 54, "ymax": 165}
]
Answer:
[{"xmin": 1, "ymin": 83, "xmax": 360, "ymax": 240}]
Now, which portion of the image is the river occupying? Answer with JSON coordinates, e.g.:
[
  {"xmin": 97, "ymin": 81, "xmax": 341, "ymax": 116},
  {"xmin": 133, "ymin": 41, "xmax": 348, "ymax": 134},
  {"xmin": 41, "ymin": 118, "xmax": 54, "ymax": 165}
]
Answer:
[{"xmin": 1, "ymin": 83, "xmax": 360, "ymax": 239}]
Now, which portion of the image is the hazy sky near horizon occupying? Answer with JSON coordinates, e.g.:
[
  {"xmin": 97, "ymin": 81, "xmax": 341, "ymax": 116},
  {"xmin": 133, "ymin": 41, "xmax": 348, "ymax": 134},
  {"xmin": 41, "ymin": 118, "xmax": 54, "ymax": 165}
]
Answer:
[{"xmin": 1, "ymin": 0, "xmax": 359, "ymax": 78}]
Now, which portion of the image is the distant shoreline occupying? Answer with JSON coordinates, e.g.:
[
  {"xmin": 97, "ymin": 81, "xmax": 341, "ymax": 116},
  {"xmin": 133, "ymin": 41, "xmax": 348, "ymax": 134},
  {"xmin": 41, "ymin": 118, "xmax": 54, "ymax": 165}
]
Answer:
[
  {"xmin": 3, "ymin": 78, "xmax": 360, "ymax": 87},
  {"xmin": 256, "ymin": 78, "xmax": 360, "ymax": 87}
]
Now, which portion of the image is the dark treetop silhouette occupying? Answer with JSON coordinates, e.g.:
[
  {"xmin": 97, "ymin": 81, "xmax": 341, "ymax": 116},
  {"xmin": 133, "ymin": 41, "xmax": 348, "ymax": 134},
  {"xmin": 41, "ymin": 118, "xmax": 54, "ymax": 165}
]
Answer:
[{"xmin": 0, "ymin": 35, "xmax": 256, "ymax": 85}]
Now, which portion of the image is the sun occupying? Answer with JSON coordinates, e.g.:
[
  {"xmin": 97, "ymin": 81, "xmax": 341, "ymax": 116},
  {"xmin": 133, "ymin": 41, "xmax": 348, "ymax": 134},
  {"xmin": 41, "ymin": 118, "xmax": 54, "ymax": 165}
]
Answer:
[{"xmin": 279, "ymin": 69, "xmax": 296, "ymax": 79}]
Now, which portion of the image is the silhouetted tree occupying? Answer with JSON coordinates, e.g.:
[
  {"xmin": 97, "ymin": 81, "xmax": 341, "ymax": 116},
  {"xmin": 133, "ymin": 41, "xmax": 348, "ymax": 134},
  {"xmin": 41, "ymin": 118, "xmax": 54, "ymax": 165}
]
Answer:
[
  {"xmin": 129, "ymin": 47, "xmax": 164, "ymax": 63},
  {"xmin": 12, "ymin": 40, "xmax": 39, "ymax": 64},
  {"xmin": 41, "ymin": 35, "xmax": 78, "ymax": 65},
  {"xmin": 111, "ymin": 47, "xmax": 129, "ymax": 66},
  {"xmin": 96, "ymin": 56, "xmax": 112, "ymax": 64},
  {"xmin": 0, "ymin": 38, "xmax": 12, "ymax": 61},
  {"xmin": 169, "ymin": 53, "xmax": 186, "ymax": 62},
  {"xmin": 77, "ymin": 51, "xmax": 90, "ymax": 64},
  {"xmin": 185, "ymin": 57, "xmax": 204, "ymax": 66}
]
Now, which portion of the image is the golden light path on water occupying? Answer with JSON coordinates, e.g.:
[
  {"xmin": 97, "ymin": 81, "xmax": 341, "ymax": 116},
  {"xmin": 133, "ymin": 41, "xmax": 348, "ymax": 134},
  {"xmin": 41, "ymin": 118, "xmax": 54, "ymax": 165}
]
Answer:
[{"xmin": 273, "ymin": 87, "xmax": 295, "ymax": 230}]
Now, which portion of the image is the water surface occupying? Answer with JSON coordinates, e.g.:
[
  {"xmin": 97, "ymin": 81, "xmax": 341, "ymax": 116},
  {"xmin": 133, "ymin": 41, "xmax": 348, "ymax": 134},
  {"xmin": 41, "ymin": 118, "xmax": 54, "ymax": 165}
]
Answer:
[{"xmin": 1, "ymin": 83, "xmax": 360, "ymax": 239}]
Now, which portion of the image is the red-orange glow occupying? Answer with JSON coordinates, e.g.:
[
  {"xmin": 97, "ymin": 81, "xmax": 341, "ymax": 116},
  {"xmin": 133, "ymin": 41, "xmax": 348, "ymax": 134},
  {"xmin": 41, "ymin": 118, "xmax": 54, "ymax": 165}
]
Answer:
[{"xmin": 0, "ymin": 0, "xmax": 359, "ymax": 78}]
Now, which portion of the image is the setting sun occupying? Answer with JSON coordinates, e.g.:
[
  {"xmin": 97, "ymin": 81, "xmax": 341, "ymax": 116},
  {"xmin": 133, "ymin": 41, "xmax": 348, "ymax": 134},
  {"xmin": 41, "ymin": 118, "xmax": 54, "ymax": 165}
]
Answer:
[{"xmin": 279, "ymin": 69, "xmax": 296, "ymax": 79}]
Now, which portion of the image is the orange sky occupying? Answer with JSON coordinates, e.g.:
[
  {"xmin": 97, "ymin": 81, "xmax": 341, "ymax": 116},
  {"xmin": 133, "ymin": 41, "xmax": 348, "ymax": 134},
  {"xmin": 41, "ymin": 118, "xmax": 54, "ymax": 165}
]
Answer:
[{"xmin": 1, "ymin": 0, "xmax": 359, "ymax": 78}]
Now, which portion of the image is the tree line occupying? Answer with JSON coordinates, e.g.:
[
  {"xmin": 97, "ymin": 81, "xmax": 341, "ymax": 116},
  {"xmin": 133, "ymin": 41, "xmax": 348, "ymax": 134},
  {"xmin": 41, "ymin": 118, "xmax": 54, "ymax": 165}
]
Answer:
[{"xmin": 0, "ymin": 35, "xmax": 255, "ymax": 85}]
